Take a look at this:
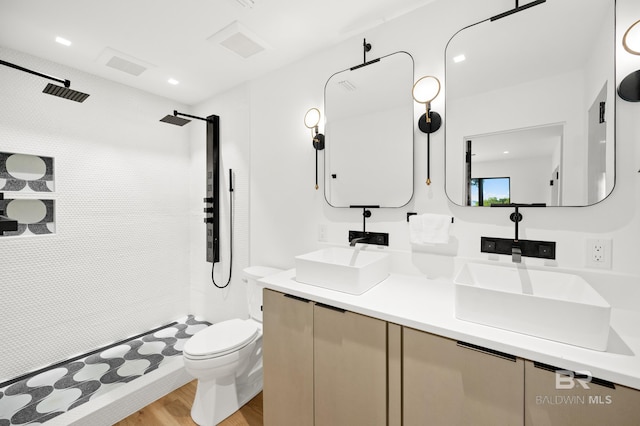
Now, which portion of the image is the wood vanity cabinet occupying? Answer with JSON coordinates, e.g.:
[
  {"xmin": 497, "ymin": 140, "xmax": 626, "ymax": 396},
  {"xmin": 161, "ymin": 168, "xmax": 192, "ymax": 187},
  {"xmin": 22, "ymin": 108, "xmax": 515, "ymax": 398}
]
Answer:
[
  {"xmin": 313, "ymin": 303, "xmax": 388, "ymax": 426},
  {"xmin": 263, "ymin": 289, "xmax": 640, "ymax": 426},
  {"xmin": 263, "ymin": 289, "xmax": 314, "ymax": 426},
  {"xmin": 263, "ymin": 289, "xmax": 389, "ymax": 426},
  {"xmin": 403, "ymin": 327, "xmax": 525, "ymax": 426},
  {"xmin": 524, "ymin": 360, "xmax": 640, "ymax": 425}
]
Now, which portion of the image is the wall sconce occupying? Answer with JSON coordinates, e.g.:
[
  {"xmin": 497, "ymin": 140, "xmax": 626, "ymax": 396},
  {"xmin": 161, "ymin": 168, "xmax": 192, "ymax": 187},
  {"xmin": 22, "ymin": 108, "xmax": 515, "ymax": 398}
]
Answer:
[
  {"xmin": 412, "ymin": 76, "xmax": 442, "ymax": 185},
  {"xmin": 304, "ymin": 107, "xmax": 325, "ymax": 190},
  {"xmin": 618, "ymin": 19, "xmax": 640, "ymax": 102}
]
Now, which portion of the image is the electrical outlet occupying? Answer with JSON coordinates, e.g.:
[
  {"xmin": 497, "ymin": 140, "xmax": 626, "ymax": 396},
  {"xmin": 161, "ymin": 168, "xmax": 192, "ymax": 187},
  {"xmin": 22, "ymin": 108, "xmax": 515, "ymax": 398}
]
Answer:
[
  {"xmin": 592, "ymin": 242, "xmax": 604, "ymax": 262},
  {"xmin": 586, "ymin": 238, "xmax": 612, "ymax": 269},
  {"xmin": 318, "ymin": 224, "xmax": 327, "ymax": 242}
]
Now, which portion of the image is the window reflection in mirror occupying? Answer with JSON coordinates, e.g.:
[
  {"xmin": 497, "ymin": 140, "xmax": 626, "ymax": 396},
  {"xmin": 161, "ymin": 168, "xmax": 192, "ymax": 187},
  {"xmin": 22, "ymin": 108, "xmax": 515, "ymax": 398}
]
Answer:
[
  {"xmin": 471, "ymin": 177, "xmax": 511, "ymax": 207},
  {"xmin": 465, "ymin": 124, "xmax": 563, "ymax": 206},
  {"xmin": 445, "ymin": 0, "xmax": 615, "ymax": 206}
]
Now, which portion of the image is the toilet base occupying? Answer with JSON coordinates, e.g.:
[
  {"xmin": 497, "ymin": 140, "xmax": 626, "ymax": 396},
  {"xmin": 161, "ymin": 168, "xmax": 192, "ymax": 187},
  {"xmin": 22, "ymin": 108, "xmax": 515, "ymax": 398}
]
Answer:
[
  {"xmin": 190, "ymin": 368, "xmax": 263, "ymax": 425},
  {"xmin": 184, "ymin": 319, "xmax": 265, "ymax": 425},
  {"xmin": 191, "ymin": 375, "xmax": 237, "ymax": 426}
]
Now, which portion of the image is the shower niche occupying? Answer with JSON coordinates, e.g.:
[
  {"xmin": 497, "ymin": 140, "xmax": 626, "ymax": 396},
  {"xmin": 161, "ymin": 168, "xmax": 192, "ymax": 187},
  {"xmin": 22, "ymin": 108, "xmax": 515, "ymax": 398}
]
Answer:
[
  {"xmin": 1, "ymin": 152, "xmax": 54, "ymax": 193},
  {"xmin": 0, "ymin": 151, "xmax": 56, "ymax": 236}
]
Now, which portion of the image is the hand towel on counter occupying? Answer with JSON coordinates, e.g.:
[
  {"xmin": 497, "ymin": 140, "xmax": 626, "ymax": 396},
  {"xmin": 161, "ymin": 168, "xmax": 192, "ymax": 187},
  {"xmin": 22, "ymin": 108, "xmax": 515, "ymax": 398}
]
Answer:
[{"xmin": 409, "ymin": 213, "xmax": 452, "ymax": 245}]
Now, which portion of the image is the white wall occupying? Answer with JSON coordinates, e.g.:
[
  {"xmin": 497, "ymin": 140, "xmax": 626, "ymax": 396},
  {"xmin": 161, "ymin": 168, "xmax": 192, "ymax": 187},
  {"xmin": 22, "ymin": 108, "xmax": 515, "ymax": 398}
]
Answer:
[
  {"xmin": 583, "ymin": 4, "xmax": 616, "ymax": 197},
  {"xmin": 241, "ymin": 0, "xmax": 639, "ymax": 278},
  {"xmin": 188, "ymin": 84, "xmax": 252, "ymax": 323},
  {"xmin": 3, "ymin": 0, "xmax": 638, "ymax": 384},
  {"xmin": 0, "ymin": 47, "xmax": 191, "ymax": 381}
]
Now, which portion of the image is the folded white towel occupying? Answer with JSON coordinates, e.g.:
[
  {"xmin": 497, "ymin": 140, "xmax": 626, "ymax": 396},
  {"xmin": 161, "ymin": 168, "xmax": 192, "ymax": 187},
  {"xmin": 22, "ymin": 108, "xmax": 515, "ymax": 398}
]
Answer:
[{"xmin": 409, "ymin": 213, "xmax": 452, "ymax": 245}]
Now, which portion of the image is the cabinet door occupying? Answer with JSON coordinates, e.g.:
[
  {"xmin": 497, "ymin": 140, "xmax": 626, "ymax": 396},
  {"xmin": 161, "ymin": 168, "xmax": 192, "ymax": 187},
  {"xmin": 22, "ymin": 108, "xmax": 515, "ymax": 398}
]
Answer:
[
  {"xmin": 314, "ymin": 303, "xmax": 387, "ymax": 426},
  {"xmin": 263, "ymin": 289, "xmax": 314, "ymax": 426},
  {"xmin": 525, "ymin": 360, "xmax": 640, "ymax": 425},
  {"xmin": 403, "ymin": 327, "xmax": 524, "ymax": 426}
]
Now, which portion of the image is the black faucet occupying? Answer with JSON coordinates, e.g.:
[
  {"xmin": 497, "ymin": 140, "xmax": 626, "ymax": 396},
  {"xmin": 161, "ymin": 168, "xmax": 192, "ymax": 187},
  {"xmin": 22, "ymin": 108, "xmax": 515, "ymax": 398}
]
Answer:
[
  {"xmin": 482, "ymin": 203, "xmax": 554, "ymax": 262},
  {"xmin": 350, "ymin": 207, "xmax": 372, "ymax": 246},
  {"xmin": 347, "ymin": 205, "xmax": 389, "ymax": 247},
  {"xmin": 349, "ymin": 236, "xmax": 369, "ymax": 247},
  {"xmin": 510, "ymin": 206, "xmax": 523, "ymax": 263}
]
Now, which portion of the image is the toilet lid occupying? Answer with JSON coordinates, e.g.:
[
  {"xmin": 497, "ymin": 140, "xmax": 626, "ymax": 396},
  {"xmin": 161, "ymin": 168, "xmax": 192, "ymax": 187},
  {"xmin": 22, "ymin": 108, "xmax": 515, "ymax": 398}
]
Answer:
[{"xmin": 183, "ymin": 319, "xmax": 259, "ymax": 358}]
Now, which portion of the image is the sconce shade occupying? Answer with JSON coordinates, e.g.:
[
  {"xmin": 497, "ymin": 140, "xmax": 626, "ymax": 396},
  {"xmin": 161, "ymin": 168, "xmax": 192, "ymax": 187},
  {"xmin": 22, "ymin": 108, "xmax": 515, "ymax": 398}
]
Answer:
[
  {"xmin": 304, "ymin": 107, "xmax": 324, "ymax": 190},
  {"xmin": 304, "ymin": 108, "xmax": 321, "ymax": 129},
  {"xmin": 413, "ymin": 75, "xmax": 442, "ymax": 134},
  {"xmin": 412, "ymin": 75, "xmax": 441, "ymax": 104},
  {"xmin": 620, "ymin": 19, "xmax": 640, "ymax": 102},
  {"xmin": 412, "ymin": 75, "xmax": 442, "ymax": 186},
  {"xmin": 623, "ymin": 19, "xmax": 640, "ymax": 55}
]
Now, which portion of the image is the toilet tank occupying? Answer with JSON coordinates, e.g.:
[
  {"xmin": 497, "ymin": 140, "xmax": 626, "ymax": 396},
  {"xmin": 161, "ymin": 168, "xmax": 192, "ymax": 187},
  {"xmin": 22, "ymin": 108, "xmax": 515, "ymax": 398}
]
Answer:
[{"xmin": 244, "ymin": 266, "xmax": 283, "ymax": 323}]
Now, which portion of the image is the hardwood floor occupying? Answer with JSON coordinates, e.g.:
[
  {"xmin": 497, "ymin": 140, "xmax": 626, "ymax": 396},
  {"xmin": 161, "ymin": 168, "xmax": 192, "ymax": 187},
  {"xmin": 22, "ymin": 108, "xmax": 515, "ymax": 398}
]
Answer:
[{"xmin": 114, "ymin": 380, "xmax": 263, "ymax": 426}]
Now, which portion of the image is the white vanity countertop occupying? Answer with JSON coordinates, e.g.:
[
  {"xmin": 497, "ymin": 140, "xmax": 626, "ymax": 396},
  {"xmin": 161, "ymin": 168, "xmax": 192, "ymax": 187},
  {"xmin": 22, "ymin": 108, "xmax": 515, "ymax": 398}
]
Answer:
[{"xmin": 260, "ymin": 269, "xmax": 640, "ymax": 391}]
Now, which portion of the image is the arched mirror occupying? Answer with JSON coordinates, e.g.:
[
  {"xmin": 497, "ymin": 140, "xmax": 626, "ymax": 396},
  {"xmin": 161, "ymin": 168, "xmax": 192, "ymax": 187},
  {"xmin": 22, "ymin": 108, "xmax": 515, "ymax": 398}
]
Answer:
[
  {"xmin": 445, "ymin": 0, "xmax": 615, "ymax": 206},
  {"xmin": 324, "ymin": 51, "xmax": 414, "ymax": 207}
]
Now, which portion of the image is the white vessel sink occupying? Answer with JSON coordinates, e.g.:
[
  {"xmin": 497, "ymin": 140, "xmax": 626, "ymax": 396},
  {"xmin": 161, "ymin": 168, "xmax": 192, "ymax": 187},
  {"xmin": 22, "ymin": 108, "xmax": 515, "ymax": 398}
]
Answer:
[
  {"xmin": 295, "ymin": 247, "xmax": 390, "ymax": 295},
  {"xmin": 454, "ymin": 262, "xmax": 611, "ymax": 351}
]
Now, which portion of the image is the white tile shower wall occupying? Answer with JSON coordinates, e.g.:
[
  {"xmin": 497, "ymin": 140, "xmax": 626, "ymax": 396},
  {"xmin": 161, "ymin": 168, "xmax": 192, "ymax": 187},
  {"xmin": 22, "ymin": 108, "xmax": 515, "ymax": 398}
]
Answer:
[
  {"xmin": 188, "ymin": 84, "xmax": 251, "ymax": 323},
  {"xmin": 0, "ymin": 48, "xmax": 191, "ymax": 381},
  {"xmin": 242, "ymin": 0, "xmax": 640, "ymax": 277}
]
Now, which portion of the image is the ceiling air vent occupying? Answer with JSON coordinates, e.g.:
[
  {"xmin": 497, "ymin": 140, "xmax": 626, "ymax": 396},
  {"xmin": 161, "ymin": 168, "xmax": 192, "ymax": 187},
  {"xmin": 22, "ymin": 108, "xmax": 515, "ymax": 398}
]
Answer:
[
  {"xmin": 97, "ymin": 47, "xmax": 156, "ymax": 76},
  {"xmin": 235, "ymin": 0, "xmax": 256, "ymax": 8},
  {"xmin": 338, "ymin": 80, "xmax": 357, "ymax": 91},
  {"xmin": 207, "ymin": 21, "xmax": 269, "ymax": 59}
]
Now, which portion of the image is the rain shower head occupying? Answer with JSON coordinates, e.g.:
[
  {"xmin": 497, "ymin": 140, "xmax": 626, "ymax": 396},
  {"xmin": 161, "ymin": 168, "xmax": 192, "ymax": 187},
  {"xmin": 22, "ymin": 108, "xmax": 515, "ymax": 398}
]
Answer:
[
  {"xmin": 160, "ymin": 110, "xmax": 214, "ymax": 126},
  {"xmin": 160, "ymin": 113, "xmax": 191, "ymax": 126},
  {"xmin": 42, "ymin": 83, "xmax": 90, "ymax": 103},
  {"xmin": 0, "ymin": 59, "xmax": 90, "ymax": 103}
]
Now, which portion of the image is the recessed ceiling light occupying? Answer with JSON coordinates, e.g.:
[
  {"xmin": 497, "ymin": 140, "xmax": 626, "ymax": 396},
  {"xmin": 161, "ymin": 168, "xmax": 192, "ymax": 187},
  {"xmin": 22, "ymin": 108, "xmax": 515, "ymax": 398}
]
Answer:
[
  {"xmin": 453, "ymin": 54, "xmax": 466, "ymax": 63},
  {"xmin": 503, "ymin": 150, "xmax": 510, "ymax": 154},
  {"xmin": 168, "ymin": 78, "xmax": 179, "ymax": 85},
  {"xmin": 55, "ymin": 36, "xmax": 71, "ymax": 46}
]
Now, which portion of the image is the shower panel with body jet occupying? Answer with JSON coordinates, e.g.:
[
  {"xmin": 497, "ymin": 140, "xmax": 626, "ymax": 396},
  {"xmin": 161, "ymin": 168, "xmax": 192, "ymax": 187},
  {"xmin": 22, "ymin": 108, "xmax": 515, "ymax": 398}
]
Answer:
[{"xmin": 161, "ymin": 110, "xmax": 222, "ymax": 264}]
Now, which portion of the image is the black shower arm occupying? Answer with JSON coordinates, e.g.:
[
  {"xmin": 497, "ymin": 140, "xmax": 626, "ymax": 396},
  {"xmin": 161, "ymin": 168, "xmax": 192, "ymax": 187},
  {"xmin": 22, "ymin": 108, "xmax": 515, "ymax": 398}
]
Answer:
[
  {"xmin": 174, "ymin": 110, "xmax": 216, "ymax": 123},
  {"xmin": 0, "ymin": 59, "xmax": 70, "ymax": 88}
]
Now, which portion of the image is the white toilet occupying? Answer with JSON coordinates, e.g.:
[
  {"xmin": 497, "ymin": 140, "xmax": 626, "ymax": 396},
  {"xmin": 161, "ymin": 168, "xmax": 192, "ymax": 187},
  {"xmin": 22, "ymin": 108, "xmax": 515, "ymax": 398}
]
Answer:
[{"xmin": 183, "ymin": 266, "xmax": 282, "ymax": 426}]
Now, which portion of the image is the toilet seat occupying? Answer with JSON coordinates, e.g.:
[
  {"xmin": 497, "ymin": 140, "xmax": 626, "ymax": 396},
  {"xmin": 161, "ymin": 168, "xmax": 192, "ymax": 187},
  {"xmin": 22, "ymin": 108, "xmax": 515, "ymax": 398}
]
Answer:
[{"xmin": 183, "ymin": 319, "xmax": 259, "ymax": 360}]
